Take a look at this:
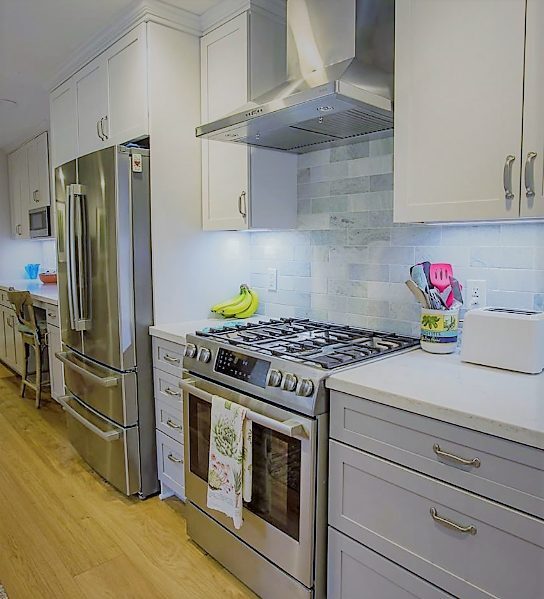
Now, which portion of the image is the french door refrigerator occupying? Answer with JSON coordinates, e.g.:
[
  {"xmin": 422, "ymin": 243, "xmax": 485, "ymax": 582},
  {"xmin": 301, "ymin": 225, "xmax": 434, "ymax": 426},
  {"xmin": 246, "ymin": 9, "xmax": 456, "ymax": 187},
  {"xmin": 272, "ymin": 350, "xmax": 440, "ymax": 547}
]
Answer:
[{"xmin": 55, "ymin": 145, "xmax": 157, "ymax": 497}]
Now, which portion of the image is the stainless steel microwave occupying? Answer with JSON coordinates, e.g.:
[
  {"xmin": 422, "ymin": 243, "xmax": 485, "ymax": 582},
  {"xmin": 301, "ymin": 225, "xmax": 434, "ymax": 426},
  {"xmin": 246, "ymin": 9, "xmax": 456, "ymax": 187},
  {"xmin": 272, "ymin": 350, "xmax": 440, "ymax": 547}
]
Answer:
[{"xmin": 29, "ymin": 207, "xmax": 50, "ymax": 238}]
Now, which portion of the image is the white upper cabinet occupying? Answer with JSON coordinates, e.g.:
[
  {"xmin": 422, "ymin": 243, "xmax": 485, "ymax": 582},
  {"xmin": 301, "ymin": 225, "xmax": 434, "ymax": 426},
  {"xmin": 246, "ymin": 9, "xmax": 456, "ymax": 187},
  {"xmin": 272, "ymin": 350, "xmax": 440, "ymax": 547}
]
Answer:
[
  {"xmin": 201, "ymin": 11, "xmax": 297, "ymax": 231},
  {"xmin": 27, "ymin": 132, "xmax": 51, "ymax": 209},
  {"xmin": 8, "ymin": 146, "xmax": 30, "ymax": 239},
  {"xmin": 105, "ymin": 24, "xmax": 148, "ymax": 149},
  {"xmin": 50, "ymin": 23, "xmax": 148, "ymax": 165},
  {"xmin": 520, "ymin": 0, "xmax": 544, "ymax": 218},
  {"xmin": 8, "ymin": 132, "xmax": 51, "ymax": 239},
  {"xmin": 50, "ymin": 80, "xmax": 78, "ymax": 169},
  {"xmin": 75, "ymin": 60, "xmax": 109, "ymax": 157},
  {"xmin": 394, "ymin": 0, "xmax": 530, "ymax": 223}
]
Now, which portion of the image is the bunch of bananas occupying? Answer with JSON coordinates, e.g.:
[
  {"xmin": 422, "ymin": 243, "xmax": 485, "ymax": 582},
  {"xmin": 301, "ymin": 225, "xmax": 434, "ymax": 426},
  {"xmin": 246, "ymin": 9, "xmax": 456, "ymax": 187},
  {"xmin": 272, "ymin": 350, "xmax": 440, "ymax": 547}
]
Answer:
[{"xmin": 211, "ymin": 284, "xmax": 259, "ymax": 319}]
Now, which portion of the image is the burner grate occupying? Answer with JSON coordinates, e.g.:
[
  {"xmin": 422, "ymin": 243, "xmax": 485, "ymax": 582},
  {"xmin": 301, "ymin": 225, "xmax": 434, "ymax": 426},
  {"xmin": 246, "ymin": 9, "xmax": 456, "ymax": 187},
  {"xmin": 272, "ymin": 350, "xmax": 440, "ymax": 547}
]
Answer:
[{"xmin": 197, "ymin": 318, "xmax": 419, "ymax": 370}]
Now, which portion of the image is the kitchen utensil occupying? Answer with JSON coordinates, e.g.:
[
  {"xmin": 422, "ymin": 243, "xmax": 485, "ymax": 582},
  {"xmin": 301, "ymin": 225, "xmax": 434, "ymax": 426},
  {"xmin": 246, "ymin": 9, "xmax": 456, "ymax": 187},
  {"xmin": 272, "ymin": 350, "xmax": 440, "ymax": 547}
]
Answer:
[
  {"xmin": 411, "ymin": 262, "xmax": 446, "ymax": 309},
  {"xmin": 405, "ymin": 280, "xmax": 430, "ymax": 308},
  {"xmin": 430, "ymin": 263, "xmax": 454, "ymax": 292},
  {"xmin": 24, "ymin": 264, "xmax": 40, "ymax": 280},
  {"xmin": 461, "ymin": 308, "xmax": 544, "ymax": 373},
  {"xmin": 449, "ymin": 278, "xmax": 463, "ymax": 307}
]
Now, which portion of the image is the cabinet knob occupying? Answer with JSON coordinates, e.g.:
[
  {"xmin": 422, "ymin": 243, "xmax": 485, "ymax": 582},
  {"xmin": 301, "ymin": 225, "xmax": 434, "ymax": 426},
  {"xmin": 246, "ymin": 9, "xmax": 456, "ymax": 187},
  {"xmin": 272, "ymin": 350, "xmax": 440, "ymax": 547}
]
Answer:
[{"xmin": 525, "ymin": 152, "xmax": 538, "ymax": 200}]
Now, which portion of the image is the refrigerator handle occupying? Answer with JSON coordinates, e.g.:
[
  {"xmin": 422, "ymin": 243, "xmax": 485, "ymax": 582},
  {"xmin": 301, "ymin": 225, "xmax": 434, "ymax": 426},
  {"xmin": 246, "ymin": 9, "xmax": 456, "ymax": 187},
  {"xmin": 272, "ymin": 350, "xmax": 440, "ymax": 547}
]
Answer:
[
  {"xmin": 66, "ymin": 184, "xmax": 78, "ymax": 330},
  {"xmin": 73, "ymin": 186, "xmax": 91, "ymax": 331}
]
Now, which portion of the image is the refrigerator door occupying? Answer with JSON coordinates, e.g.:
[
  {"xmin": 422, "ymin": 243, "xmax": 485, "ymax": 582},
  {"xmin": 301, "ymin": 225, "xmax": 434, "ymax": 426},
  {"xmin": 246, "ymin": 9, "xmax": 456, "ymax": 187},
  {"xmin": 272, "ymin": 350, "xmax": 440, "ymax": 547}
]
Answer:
[
  {"xmin": 55, "ymin": 160, "xmax": 83, "ymax": 354},
  {"xmin": 77, "ymin": 147, "xmax": 135, "ymax": 371}
]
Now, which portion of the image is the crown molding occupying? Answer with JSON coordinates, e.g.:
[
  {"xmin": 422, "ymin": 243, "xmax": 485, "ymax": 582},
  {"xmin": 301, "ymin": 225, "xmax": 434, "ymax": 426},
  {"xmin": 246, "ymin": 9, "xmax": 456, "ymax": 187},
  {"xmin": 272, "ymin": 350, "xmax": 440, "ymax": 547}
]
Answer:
[
  {"xmin": 200, "ymin": 0, "xmax": 286, "ymax": 35},
  {"xmin": 48, "ymin": 0, "xmax": 201, "ymax": 92}
]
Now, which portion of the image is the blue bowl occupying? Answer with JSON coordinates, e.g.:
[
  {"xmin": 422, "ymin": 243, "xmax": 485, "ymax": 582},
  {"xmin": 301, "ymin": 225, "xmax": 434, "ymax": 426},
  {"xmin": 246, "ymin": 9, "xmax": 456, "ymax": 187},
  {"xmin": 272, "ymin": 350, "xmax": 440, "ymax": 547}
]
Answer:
[{"xmin": 24, "ymin": 264, "xmax": 40, "ymax": 280}]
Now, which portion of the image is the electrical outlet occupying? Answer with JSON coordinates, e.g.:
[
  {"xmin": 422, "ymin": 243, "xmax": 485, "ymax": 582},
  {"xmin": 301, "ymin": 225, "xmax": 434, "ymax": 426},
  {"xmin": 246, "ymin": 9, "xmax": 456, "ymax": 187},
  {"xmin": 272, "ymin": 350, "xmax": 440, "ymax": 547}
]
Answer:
[
  {"xmin": 267, "ymin": 268, "xmax": 277, "ymax": 292},
  {"xmin": 466, "ymin": 279, "xmax": 487, "ymax": 309}
]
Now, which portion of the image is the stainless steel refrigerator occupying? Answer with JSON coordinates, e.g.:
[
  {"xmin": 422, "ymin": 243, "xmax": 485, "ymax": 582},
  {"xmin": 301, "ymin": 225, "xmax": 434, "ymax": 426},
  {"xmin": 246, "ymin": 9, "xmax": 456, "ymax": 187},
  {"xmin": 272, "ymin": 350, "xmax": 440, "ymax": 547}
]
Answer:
[{"xmin": 55, "ymin": 145, "xmax": 157, "ymax": 497}]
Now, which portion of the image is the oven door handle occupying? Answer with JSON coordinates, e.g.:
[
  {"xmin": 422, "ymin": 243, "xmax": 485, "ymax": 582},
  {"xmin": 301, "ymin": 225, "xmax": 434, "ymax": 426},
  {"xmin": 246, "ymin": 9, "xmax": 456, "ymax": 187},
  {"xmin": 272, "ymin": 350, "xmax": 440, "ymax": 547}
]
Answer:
[{"xmin": 179, "ymin": 379, "xmax": 308, "ymax": 439}]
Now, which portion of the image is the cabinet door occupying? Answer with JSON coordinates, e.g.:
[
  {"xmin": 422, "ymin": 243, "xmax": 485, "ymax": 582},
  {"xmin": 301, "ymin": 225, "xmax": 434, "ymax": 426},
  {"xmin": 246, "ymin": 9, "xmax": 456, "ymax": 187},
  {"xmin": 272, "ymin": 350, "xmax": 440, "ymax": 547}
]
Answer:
[
  {"xmin": 520, "ymin": 0, "xmax": 544, "ymax": 218},
  {"xmin": 394, "ymin": 0, "xmax": 527, "ymax": 223},
  {"xmin": 47, "ymin": 323, "xmax": 64, "ymax": 400},
  {"xmin": 27, "ymin": 132, "xmax": 51, "ymax": 209},
  {"xmin": 8, "ymin": 147, "xmax": 30, "ymax": 239},
  {"xmin": 7, "ymin": 152, "xmax": 19, "ymax": 237},
  {"xmin": 201, "ymin": 13, "xmax": 249, "ymax": 230},
  {"xmin": 105, "ymin": 23, "xmax": 148, "ymax": 146},
  {"xmin": 50, "ymin": 79, "xmax": 78, "ymax": 168},
  {"xmin": 0, "ymin": 308, "xmax": 7, "ymax": 362},
  {"xmin": 75, "ymin": 59, "xmax": 109, "ymax": 157}
]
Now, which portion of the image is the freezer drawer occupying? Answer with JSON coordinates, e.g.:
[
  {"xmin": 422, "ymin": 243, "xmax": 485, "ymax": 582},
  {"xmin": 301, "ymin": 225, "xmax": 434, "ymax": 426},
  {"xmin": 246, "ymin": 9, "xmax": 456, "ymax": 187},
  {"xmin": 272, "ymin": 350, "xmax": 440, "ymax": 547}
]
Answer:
[
  {"xmin": 58, "ymin": 349, "xmax": 137, "ymax": 426},
  {"xmin": 59, "ymin": 394, "xmax": 140, "ymax": 495}
]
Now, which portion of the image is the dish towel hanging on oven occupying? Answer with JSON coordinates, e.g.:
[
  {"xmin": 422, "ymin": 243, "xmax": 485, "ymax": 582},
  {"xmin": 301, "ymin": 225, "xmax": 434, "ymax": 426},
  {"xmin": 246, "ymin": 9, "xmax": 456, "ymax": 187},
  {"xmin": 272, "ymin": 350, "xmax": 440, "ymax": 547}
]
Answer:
[{"xmin": 207, "ymin": 395, "xmax": 252, "ymax": 529}]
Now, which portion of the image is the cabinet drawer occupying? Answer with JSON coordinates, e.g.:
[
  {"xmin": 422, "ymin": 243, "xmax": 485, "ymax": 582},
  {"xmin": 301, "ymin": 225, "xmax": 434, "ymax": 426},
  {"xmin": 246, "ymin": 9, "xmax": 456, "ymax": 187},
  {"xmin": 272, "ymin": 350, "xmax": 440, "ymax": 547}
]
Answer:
[
  {"xmin": 45, "ymin": 304, "xmax": 59, "ymax": 326},
  {"xmin": 330, "ymin": 390, "xmax": 544, "ymax": 519},
  {"xmin": 157, "ymin": 431, "xmax": 184, "ymax": 499},
  {"xmin": 328, "ymin": 528, "xmax": 452, "ymax": 599},
  {"xmin": 155, "ymin": 397, "xmax": 183, "ymax": 444},
  {"xmin": 153, "ymin": 368, "xmax": 182, "ymax": 404},
  {"xmin": 329, "ymin": 440, "xmax": 544, "ymax": 599},
  {"xmin": 152, "ymin": 337, "xmax": 184, "ymax": 377}
]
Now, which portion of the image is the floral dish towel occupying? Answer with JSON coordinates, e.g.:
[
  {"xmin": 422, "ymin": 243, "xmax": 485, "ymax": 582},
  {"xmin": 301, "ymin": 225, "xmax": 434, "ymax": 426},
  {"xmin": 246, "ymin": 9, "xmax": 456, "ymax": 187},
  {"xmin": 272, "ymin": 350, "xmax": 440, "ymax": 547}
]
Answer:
[{"xmin": 207, "ymin": 395, "xmax": 252, "ymax": 529}]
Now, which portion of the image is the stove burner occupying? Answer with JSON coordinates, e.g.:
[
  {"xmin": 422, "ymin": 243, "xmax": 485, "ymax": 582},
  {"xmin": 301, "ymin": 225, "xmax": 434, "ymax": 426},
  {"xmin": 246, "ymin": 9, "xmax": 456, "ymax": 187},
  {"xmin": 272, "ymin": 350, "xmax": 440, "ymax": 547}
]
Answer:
[{"xmin": 197, "ymin": 318, "xmax": 419, "ymax": 370}]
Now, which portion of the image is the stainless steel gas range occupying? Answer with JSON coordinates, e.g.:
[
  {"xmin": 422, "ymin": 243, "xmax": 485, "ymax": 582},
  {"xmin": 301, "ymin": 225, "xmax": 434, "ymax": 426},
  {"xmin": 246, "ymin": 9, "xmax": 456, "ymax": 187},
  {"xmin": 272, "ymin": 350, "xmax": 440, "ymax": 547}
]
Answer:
[{"xmin": 181, "ymin": 318, "xmax": 419, "ymax": 599}]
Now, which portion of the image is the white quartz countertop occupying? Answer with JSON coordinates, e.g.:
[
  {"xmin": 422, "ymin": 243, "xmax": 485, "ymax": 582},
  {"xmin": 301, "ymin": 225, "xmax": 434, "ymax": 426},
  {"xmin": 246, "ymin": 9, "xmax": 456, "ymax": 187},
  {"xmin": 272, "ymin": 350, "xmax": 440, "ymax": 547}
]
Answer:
[
  {"xmin": 0, "ymin": 280, "xmax": 58, "ymax": 306},
  {"xmin": 326, "ymin": 349, "xmax": 544, "ymax": 450},
  {"xmin": 149, "ymin": 316, "xmax": 262, "ymax": 346}
]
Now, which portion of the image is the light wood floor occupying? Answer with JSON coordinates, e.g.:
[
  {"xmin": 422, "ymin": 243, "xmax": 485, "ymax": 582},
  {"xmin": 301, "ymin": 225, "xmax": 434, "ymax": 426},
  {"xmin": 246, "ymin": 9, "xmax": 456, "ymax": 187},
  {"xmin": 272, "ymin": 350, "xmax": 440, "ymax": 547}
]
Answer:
[{"xmin": 0, "ymin": 364, "xmax": 256, "ymax": 599}]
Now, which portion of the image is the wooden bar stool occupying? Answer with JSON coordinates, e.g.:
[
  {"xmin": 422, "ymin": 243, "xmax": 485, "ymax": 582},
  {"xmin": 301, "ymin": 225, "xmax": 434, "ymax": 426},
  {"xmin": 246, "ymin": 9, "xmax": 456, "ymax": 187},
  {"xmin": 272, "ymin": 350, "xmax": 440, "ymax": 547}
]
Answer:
[{"xmin": 7, "ymin": 290, "xmax": 49, "ymax": 408}]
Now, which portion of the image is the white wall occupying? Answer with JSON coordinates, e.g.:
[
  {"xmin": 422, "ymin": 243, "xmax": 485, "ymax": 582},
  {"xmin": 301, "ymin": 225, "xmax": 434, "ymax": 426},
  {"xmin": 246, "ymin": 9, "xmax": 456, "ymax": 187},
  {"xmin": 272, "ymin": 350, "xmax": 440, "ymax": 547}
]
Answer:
[
  {"xmin": 148, "ymin": 23, "xmax": 250, "ymax": 325},
  {"xmin": 0, "ymin": 150, "xmax": 55, "ymax": 280}
]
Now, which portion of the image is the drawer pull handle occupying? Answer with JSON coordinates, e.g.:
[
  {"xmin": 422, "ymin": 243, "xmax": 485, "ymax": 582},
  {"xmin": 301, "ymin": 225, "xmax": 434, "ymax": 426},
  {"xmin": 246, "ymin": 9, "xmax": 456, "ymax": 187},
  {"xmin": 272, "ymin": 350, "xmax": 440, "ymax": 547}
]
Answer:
[
  {"xmin": 430, "ymin": 507, "xmax": 477, "ymax": 536},
  {"xmin": 163, "ymin": 354, "xmax": 180, "ymax": 365},
  {"xmin": 433, "ymin": 444, "xmax": 480, "ymax": 468},
  {"xmin": 167, "ymin": 453, "xmax": 182, "ymax": 464},
  {"xmin": 164, "ymin": 387, "xmax": 181, "ymax": 397},
  {"xmin": 166, "ymin": 419, "xmax": 182, "ymax": 430}
]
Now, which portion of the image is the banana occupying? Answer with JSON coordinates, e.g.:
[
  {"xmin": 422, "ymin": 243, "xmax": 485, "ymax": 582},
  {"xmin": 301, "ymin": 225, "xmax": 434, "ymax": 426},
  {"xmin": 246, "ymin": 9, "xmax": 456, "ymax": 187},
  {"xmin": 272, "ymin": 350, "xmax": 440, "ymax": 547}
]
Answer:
[
  {"xmin": 234, "ymin": 288, "xmax": 259, "ymax": 318},
  {"xmin": 211, "ymin": 285, "xmax": 246, "ymax": 313},
  {"xmin": 219, "ymin": 286, "xmax": 253, "ymax": 317}
]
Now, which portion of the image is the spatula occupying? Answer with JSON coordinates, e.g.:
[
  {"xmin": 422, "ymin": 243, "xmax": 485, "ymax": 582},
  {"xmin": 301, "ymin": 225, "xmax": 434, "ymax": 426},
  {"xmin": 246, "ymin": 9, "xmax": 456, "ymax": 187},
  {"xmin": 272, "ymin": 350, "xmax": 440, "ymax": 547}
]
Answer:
[{"xmin": 429, "ymin": 263, "xmax": 454, "ymax": 293}]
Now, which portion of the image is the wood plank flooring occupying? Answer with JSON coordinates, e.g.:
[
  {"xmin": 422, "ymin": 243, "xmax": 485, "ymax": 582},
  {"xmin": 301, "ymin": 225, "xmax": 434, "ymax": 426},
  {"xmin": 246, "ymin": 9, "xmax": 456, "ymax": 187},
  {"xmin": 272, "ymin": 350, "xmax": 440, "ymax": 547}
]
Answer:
[{"xmin": 0, "ymin": 364, "xmax": 256, "ymax": 599}]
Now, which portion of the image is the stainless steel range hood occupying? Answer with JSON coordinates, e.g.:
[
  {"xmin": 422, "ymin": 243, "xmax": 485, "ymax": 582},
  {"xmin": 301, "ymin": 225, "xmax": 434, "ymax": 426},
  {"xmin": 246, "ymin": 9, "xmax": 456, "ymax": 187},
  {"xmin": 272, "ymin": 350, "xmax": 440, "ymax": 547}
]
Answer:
[{"xmin": 196, "ymin": 0, "xmax": 394, "ymax": 153}]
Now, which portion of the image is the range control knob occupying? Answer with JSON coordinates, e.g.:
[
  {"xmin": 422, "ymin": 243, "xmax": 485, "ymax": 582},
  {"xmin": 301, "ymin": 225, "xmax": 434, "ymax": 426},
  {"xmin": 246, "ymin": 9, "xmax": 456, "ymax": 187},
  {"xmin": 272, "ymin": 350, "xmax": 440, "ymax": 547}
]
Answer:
[
  {"xmin": 281, "ymin": 373, "xmax": 298, "ymax": 392},
  {"xmin": 184, "ymin": 343, "xmax": 197, "ymax": 359},
  {"xmin": 266, "ymin": 369, "xmax": 283, "ymax": 388},
  {"xmin": 296, "ymin": 378, "xmax": 314, "ymax": 397},
  {"xmin": 197, "ymin": 348, "xmax": 212, "ymax": 363}
]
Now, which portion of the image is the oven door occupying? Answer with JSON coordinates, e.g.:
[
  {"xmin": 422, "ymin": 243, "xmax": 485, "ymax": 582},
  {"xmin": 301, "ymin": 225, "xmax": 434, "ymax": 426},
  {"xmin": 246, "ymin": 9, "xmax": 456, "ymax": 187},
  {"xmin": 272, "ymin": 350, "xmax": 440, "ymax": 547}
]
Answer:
[{"xmin": 181, "ymin": 375, "xmax": 317, "ymax": 588}]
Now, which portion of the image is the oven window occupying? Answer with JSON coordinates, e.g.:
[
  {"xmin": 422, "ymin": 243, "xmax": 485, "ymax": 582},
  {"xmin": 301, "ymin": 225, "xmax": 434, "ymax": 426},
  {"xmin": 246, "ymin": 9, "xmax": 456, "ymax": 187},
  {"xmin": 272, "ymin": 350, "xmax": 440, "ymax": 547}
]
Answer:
[{"xmin": 189, "ymin": 394, "xmax": 301, "ymax": 541}]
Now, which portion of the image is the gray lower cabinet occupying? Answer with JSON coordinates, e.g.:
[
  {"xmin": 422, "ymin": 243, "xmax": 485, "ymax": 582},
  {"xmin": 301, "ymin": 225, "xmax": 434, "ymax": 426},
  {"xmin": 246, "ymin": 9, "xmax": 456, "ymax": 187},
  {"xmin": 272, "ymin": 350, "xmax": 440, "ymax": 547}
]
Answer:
[
  {"xmin": 328, "ymin": 391, "xmax": 544, "ymax": 599},
  {"xmin": 328, "ymin": 528, "xmax": 453, "ymax": 599},
  {"xmin": 152, "ymin": 336, "xmax": 185, "ymax": 501}
]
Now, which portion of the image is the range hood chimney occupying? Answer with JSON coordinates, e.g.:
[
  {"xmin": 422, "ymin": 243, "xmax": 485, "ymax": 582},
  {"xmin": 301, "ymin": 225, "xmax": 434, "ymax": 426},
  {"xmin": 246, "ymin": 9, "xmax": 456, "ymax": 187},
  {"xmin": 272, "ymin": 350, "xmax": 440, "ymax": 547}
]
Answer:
[{"xmin": 196, "ymin": 0, "xmax": 394, "ymax": 153}]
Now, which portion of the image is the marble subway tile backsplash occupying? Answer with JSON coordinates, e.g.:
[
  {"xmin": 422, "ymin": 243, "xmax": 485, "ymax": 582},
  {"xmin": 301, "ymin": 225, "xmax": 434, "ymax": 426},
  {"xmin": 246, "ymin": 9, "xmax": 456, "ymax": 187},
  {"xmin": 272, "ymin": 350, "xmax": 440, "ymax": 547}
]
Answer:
[{"xmin": 249, "ymin": 136, "xmax": 544, "ymax": 336}]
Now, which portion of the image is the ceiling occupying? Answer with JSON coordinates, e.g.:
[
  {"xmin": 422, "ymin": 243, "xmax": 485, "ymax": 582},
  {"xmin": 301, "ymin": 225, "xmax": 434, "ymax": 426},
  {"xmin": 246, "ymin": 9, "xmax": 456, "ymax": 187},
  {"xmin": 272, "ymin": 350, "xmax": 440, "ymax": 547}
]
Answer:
[{"xmin": 0, "ymin": 0, "xmax": 222, "ymax": 151}]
